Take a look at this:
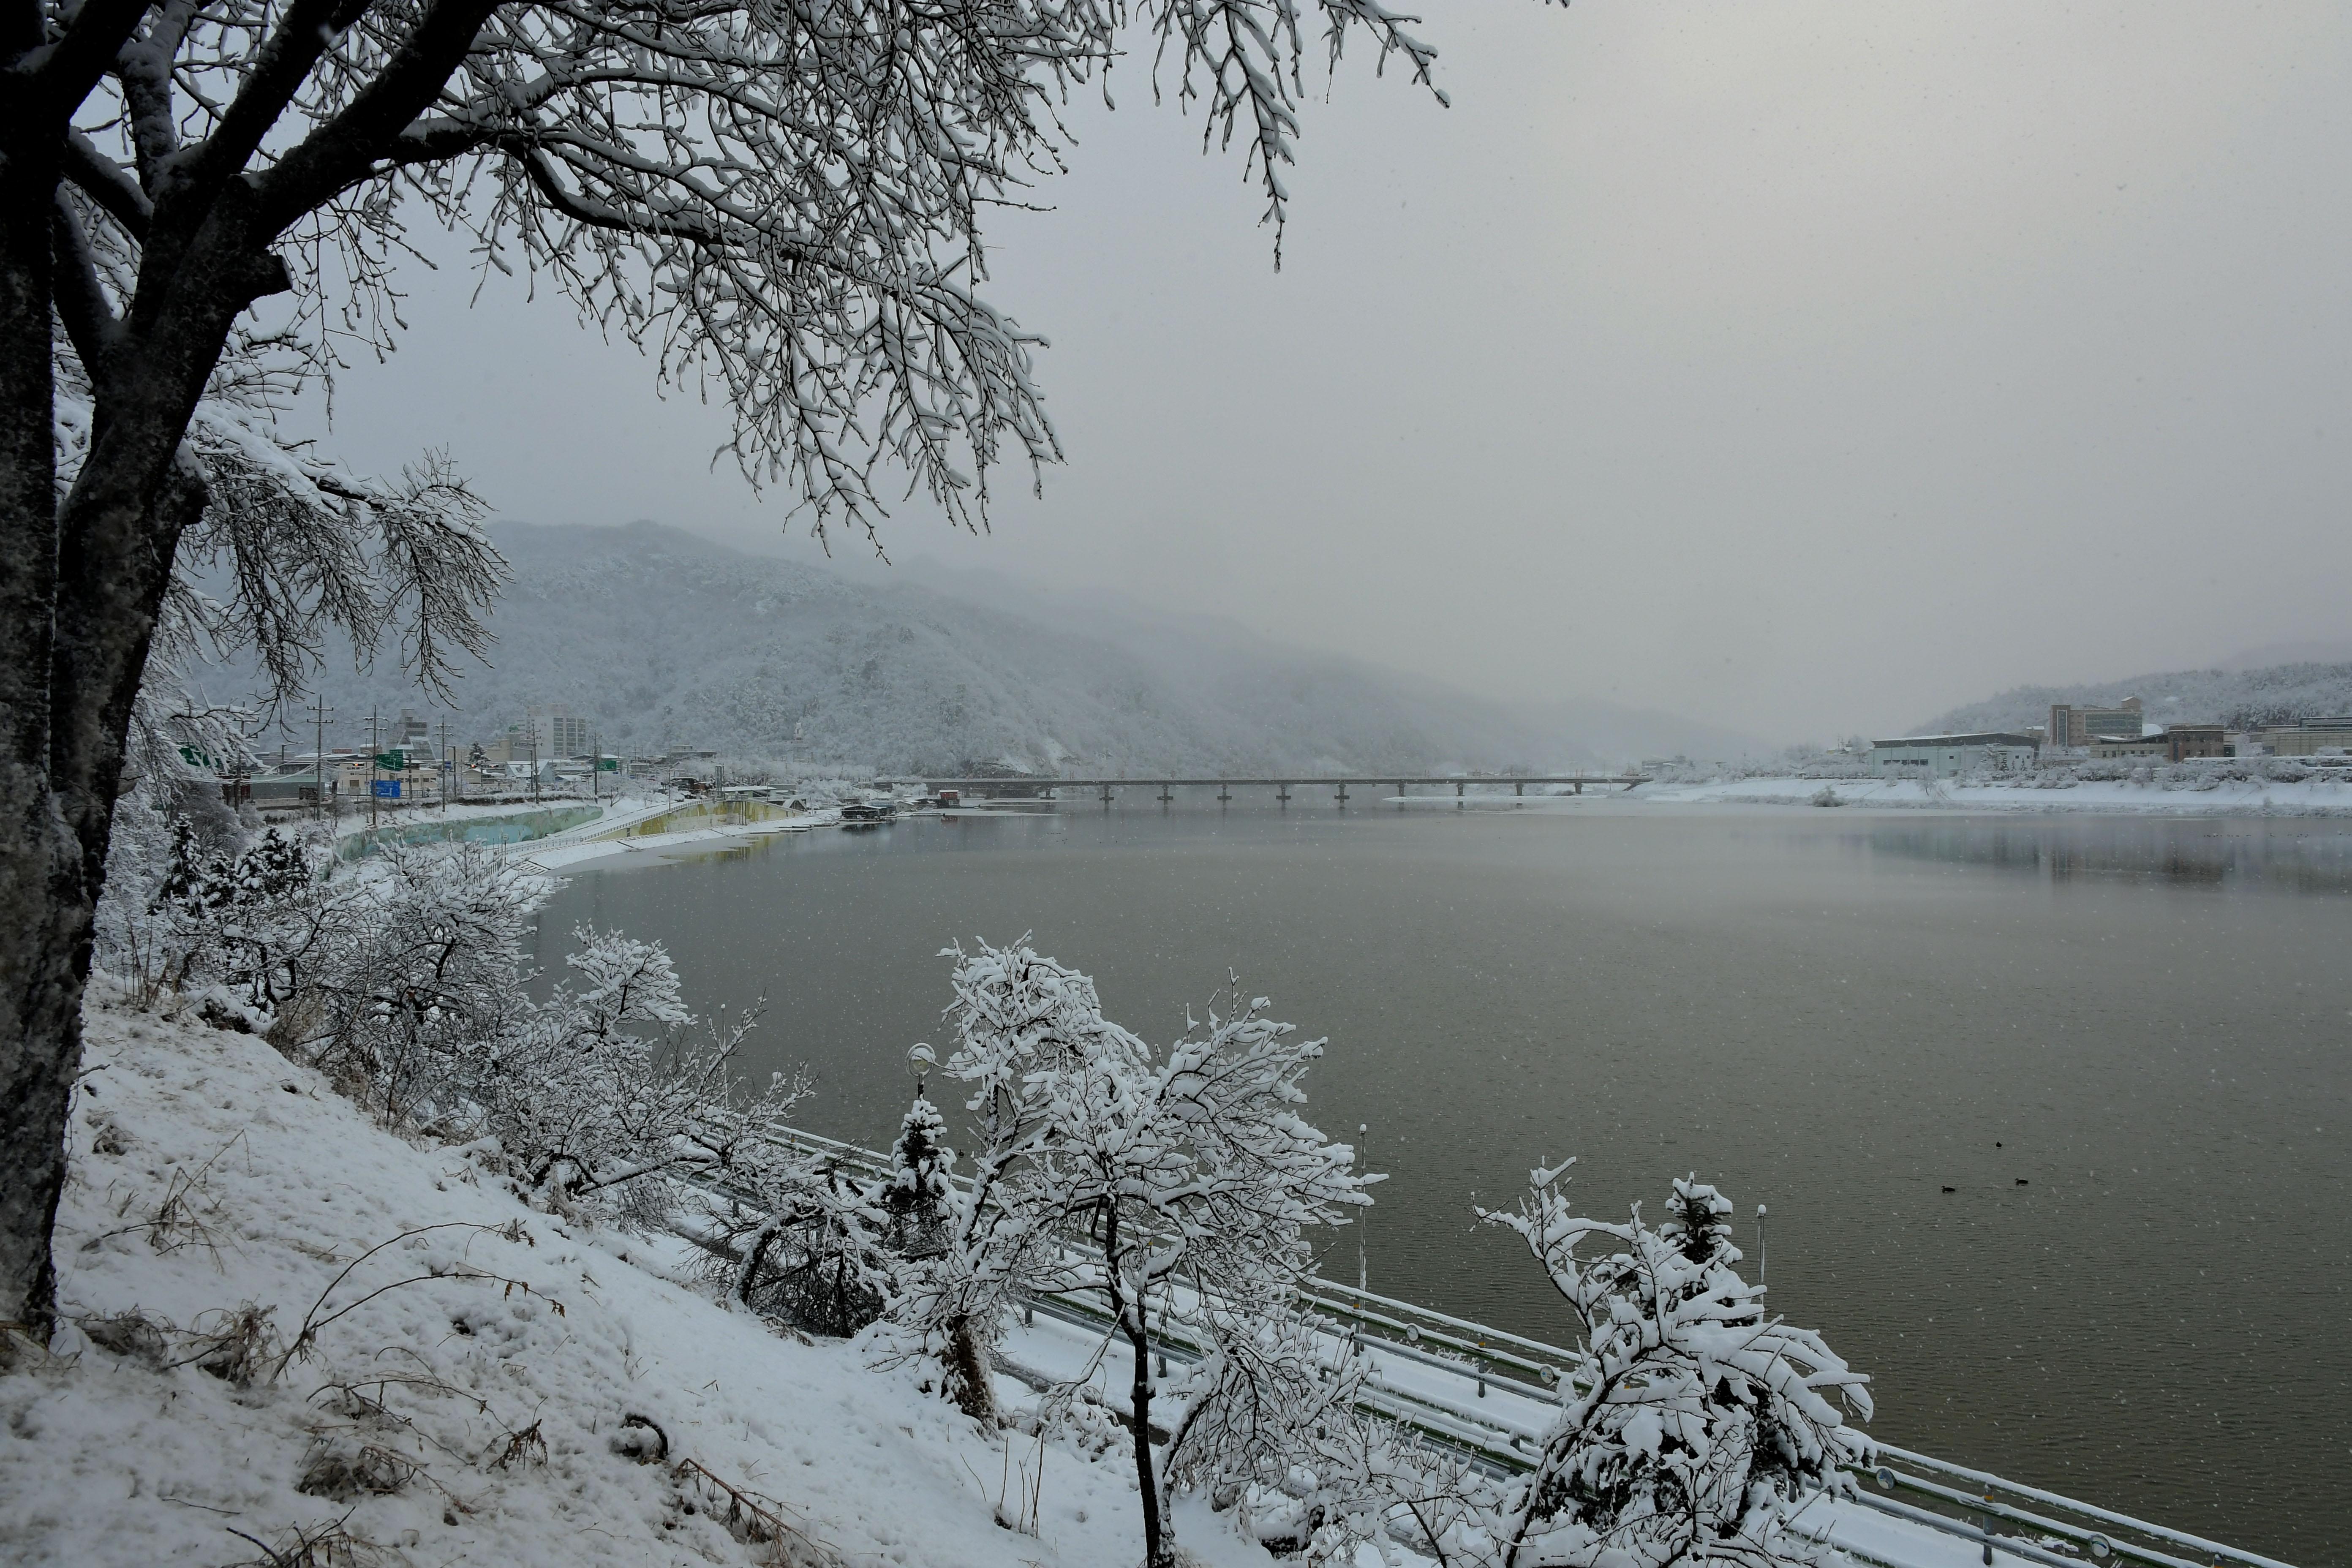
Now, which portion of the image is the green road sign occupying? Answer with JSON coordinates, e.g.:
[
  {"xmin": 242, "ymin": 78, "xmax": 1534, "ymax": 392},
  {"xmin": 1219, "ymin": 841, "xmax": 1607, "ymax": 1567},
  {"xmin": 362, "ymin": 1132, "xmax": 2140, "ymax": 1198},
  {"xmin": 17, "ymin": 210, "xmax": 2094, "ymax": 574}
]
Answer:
[{"xmin": 374, "ymin": 751, "xmax": 406, "ymax": 770}]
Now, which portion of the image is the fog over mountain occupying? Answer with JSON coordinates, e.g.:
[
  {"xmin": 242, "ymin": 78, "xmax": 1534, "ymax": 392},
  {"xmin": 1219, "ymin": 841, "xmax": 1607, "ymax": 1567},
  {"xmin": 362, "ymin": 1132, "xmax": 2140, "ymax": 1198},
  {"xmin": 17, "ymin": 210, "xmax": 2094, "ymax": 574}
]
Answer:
[
  {"xmin": 1923, "ymin": 662, "xmax": 2352, "ymax": 737},
  {"xmin": 210, "ymin": 523, "xmax": 1764, "ymax": 774}
]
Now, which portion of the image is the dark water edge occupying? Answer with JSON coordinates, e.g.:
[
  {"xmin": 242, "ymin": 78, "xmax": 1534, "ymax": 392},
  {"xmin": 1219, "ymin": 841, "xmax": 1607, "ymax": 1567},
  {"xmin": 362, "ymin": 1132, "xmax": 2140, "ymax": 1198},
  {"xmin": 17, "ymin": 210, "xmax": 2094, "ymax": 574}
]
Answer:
[{"xmin": 534, "ymin": 803, "xmax": 2352, "ymax": 1563}]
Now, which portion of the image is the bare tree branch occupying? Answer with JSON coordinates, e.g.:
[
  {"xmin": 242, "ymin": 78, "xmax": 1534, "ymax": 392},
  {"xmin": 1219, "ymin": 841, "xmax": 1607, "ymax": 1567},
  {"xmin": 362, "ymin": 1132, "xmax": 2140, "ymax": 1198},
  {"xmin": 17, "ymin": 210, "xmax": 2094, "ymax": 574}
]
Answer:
[{"xmin": 59, "ymin": 129, "xmax": 148, "ymax": 235}]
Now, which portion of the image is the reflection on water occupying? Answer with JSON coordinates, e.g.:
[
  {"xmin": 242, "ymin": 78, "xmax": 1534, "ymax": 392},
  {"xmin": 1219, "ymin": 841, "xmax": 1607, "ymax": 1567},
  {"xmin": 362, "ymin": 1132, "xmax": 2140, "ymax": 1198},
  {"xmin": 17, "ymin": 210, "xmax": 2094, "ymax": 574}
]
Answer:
[
  {"xmin": 535, "ymin": 805, "xmax": 2352, "ymax": 1562},
  {"xmin": 1828, "ymin": 817, "xmax": 2352, "ymax": 893}
]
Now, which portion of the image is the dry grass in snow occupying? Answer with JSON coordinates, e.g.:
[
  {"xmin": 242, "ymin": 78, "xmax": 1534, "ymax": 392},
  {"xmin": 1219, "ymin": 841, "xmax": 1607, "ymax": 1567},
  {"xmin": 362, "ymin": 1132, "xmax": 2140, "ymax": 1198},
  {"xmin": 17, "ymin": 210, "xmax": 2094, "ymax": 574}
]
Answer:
[{"xmin": 0, "ymin": 993, "xmax": 1281, "ymax": 1568}]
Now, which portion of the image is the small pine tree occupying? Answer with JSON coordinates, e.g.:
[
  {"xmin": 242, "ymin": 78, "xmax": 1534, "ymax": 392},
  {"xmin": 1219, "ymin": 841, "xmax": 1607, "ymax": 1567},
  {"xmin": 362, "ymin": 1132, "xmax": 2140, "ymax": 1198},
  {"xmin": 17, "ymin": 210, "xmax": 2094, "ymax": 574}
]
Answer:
[
  {"xmin": 157, "ymin": 816, "xmax": 220, "ymax": 916},
  {"xmin": 883, "ymin": 1094, "xmax": 954, "ymax": 1259},
  {"xmin": 1658, "ymin": 1174, "xmax": 1737, "ymax": 1271},
  {"xmin": 1479, "ymin": 1163, "xmax": 1873, "ymax": 1568}
]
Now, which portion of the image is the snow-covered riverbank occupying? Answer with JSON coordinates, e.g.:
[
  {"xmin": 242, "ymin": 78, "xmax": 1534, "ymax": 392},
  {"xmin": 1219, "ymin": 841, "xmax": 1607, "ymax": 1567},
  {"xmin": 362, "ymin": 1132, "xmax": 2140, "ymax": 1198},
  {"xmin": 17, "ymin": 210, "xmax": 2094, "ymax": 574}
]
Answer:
[
  {"xmin": 2, "ymin": 996, "xmax": 1274, "ymax": 1568},
  {"xmin": 1625, "ymin": 773, "xmax": 2352, "ymax": 816}
]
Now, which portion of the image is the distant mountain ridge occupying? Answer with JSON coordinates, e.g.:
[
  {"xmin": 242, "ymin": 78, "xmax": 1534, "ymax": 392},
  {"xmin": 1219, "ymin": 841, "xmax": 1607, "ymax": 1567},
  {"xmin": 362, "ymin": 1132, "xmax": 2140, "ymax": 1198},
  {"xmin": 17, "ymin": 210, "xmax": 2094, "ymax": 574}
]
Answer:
[
  {"xmin": 204, "ymin": 522, "xmax": 1762, "ymax": 774},
  {"xmin": 1922, "ymin": 662, "xmax": 2352, "ymax": 736}
]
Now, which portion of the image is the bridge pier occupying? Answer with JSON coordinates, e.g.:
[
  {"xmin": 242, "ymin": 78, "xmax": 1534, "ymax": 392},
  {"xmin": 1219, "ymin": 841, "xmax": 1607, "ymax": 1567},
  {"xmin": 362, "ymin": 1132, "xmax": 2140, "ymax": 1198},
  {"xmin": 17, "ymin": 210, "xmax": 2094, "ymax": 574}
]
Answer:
[
  {"xmin": 1217, "ymin": 782, "xmax": 1231, "ymax": 803},
  {"xmin": 1159, "ymin": 783, "xmax": 1174, "ymax": 805},
  {"xmin": 1334, "ymin": 782, "xmax": 1349, "ymax": 807},
  {"xmin": 1277, "ymin": 784, "xmax": 1290, "ymax": 807},
  {"xmin": 1574, "ymin": 781, "xmax": 1583, "ymax": 795},
  {"xmin": 1515, "ymin": 781, "xmax": 1524, "ymax": 797},
  {"xmin": 1100, "ymin": 783, "xmax": 1114, "ymax": 807}
]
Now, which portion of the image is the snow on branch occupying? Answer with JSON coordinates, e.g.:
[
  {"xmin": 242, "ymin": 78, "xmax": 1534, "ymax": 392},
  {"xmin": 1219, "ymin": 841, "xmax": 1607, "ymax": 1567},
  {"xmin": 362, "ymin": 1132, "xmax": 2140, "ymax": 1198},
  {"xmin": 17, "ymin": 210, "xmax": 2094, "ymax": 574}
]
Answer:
[
  {"xmin": 903, "ymin": 939, "xmax": 1373, "ymax": 1567},
  {"xmin": 45, "ymin": 0, "xmax": 1494, "ymax": 546}
]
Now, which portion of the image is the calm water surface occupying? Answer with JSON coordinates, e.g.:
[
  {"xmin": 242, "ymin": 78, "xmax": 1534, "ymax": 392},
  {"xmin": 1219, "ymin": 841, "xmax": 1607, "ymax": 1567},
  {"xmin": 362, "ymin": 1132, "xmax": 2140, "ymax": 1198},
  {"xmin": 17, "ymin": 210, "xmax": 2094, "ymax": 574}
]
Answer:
[{"xmin": 535, "ymin": 803, "xmax": 2352, "ymax": 1562}]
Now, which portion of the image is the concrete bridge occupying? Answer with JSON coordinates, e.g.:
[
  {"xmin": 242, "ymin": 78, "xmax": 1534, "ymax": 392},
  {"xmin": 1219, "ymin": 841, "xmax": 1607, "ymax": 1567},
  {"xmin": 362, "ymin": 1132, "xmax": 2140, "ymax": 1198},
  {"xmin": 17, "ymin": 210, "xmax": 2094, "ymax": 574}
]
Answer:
[{"xmin": 923, "ymin": 774, "xmax": 1651, "ymax": 805}]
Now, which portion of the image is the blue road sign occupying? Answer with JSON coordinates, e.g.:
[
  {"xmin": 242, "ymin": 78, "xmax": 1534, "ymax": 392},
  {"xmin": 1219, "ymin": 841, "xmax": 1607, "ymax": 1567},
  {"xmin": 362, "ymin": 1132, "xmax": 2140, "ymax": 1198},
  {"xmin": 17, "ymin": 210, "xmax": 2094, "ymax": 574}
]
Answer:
[{"xmin": 372, "ymin": 779, "xmax": 401, "ymax": 799}]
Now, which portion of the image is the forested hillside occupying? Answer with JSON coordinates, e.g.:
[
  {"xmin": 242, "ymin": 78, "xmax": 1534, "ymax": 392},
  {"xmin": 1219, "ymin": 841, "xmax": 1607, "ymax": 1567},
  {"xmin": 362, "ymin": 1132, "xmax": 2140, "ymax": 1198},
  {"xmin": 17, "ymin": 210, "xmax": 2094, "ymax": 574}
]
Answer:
[
  {"xmin": 1923, "ymin": 663, "xmax": 2352, "ymax": 735},
  {"xmin": 204, "ymin": 523, "xmax": 1737, "ymax": 774}
]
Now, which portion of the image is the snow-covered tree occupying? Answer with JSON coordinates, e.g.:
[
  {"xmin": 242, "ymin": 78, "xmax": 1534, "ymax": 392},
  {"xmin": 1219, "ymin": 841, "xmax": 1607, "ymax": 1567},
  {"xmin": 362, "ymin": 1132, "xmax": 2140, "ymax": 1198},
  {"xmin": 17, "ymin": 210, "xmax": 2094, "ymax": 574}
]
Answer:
[
  {"xmin": 1474, "ymin": 1163, "xmax": 1874, "ymax": 1568},
  {"xmin": 482, "ymin": 925, "xmax": 811, "ymax": 1230},
  {"xmin": 703, "ymin": 1153, "xmax": 898, "ymax": 1337},
  {"xmin": 1162, "ymin": 1302, "xmax": 1388, "ymax": 1560},
  {"xmin": 2, "ymin": 0, "xmax": 1495, "ymax": 1337},
  {"xmin": 910, "ymin": 940, "xmax": 1372, "ymax": 1568},
  {"xmin": 882, "ymin": 1092, "xmax": 956, "ymax": 1260},
  {"xmin": 154, "ymin": 821, "xmax": 330, "ymax": 1010},
  {"xmin": 297, "ymin": 843, "xmax": 538, "ymax": 1127}
]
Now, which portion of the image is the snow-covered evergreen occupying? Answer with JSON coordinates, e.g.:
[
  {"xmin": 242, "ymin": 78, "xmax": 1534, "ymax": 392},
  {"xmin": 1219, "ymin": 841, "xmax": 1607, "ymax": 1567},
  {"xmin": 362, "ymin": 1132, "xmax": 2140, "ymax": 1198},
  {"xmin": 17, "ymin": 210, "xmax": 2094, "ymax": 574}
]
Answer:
[{"xmin": 1474, "ymin": 1162, "xmax": 1873, "ymax": 1568}]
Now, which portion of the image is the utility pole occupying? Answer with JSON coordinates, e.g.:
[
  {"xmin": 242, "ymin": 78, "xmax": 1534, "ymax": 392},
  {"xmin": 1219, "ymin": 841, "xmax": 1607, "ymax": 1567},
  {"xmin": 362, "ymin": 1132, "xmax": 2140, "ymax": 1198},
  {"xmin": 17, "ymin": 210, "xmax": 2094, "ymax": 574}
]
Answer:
[
  {"xmin": 367, "ymin": 708, "xmax": 381, "ymax": 828},
  {"xmin": 528, "ymin": 713, "xmax": 540, "ymax": 805},
  {"xmin": 439, "ymin": 719, "xmax": 451, "ymax": 814},
  {"xmin": 1358, "ymin": 1124, "xmax": 1370, "ymax": 1293},
  {"xmin": 591, "ymin": 728, "xmax": 600, "ymax": 803},
  {"xmin": 310, "ymin": 692, "xmax": 333, "ymax": 824}
]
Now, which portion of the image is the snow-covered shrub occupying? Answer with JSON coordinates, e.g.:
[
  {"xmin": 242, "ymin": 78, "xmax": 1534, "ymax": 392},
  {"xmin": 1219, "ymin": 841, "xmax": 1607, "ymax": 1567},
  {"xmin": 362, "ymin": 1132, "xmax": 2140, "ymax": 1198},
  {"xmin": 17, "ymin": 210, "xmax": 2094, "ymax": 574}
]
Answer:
[
  {"xmin": 1162, "ymin": 1304, "xmax": 1380, "ymax": 1560},
  {"xmin": 1473, "ymin": 1162, "xmax": 1873, "ymax": 1568},
  {"xmin": 158, "ymin": 825, "xmax": 333, "ymax": 1010},
  {"xmin": 472, "ymin": 926, "xmax": 811, "ymax": 1230},
  {"xmin": 701, "ymin": 1157, "xmax": 897, "ymax": 1337},
  {"xmin": 91, "ymin": 686, "xmax": 267, "ymax": 999},
  {"xmin": 905, "ymin": 939, "xmax": 1372, "ymax": 1568},
  {"xmin": 297, "ymin": 845, "xmax": 538, "ymax": 1129}
]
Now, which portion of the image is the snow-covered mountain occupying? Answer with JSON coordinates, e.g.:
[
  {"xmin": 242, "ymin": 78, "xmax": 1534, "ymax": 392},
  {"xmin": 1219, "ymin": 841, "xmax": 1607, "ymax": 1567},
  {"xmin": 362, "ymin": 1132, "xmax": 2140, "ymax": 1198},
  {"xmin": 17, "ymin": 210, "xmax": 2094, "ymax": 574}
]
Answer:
[
  {"xmin": 1921, "ymin": 661, "xmax": 2352, "ymax": 736},
  {"xmin": 203, "ymin": 522, "xmax": 1755, "ymax": 774}
]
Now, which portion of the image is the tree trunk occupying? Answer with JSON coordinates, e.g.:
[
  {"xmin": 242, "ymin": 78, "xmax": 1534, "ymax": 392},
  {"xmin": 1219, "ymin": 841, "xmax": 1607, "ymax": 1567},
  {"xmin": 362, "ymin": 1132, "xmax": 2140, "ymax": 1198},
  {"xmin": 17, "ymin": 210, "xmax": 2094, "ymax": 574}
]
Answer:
[
  {"xmin": 0, "ymin": 148, "xmax": 270, "ymax": 1332},
  {"xmin": 0, "ymin": 446, "xmax": 206, "ymax": 1338},
  {"xmin": 0, "ymin": 90, "xmax": 71, "ymax": 1337},
  {"xmin": 942, "ymin": 1311, "xmax": 998, "ymax": 1425},
  {"xmin": 0, "ymin": 797, "xmax": 89, "ymax": 1337},
  {"xmin": 1126, "ymin": 1314, "xmax": 1167, "ymax": 1568},
  {"xmin": 1102, "ymin": 1200, "xmax": 1168, "ymax": 1568}
]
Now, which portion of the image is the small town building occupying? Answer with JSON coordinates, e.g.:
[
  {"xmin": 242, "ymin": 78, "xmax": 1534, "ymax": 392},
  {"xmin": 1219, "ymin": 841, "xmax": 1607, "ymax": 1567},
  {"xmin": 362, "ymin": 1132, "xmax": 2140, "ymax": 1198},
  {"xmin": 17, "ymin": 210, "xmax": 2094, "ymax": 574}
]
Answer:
[
  {"xmin": 1870, "ymin": 733, "xmax": 2041, "ymax": 779},
  {"xmin": 2257, "ymin": 716, "xmax": 2352, "ymax": 757},
  {"xmin": 2047, "ymin": 698, "xmax": 2147, "ymax": 748},
  {"xmin": 2088, "ymin": 737, "xmax": 2167, "ymax": 760},
  {"xmin": 2164, "ymin": 724, "xmax": 2229, "ymax": 761}
]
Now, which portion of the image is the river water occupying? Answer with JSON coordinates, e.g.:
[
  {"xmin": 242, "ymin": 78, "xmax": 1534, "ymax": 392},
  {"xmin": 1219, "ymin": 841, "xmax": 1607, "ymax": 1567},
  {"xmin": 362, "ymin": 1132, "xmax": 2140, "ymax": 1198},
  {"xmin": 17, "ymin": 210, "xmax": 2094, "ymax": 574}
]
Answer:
[{"xmin": 533, "ymin": 801, "xmax": 2351, "ymax": 1562}]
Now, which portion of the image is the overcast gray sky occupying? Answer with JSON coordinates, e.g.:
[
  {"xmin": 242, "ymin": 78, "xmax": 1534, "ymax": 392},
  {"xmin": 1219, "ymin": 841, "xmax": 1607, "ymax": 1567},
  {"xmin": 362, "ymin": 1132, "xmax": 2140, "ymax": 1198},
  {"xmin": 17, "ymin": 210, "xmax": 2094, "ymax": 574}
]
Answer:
[{"xmin": 296, "ymin": 1, "xmax": 2352, "ymax": 740}]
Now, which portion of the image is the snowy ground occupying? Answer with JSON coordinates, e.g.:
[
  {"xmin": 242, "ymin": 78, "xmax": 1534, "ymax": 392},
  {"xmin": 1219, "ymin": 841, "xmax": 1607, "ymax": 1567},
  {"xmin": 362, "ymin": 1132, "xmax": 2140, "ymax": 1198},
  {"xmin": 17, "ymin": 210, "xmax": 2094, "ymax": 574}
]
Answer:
[{"xmin": 1, "ymin": 995, "xmax": 1280, "ymax": 1568}]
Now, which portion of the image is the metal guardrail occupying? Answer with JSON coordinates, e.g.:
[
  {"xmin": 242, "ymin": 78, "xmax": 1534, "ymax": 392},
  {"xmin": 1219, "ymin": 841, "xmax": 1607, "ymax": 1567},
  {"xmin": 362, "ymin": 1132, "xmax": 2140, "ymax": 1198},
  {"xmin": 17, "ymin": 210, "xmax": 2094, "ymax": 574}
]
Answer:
[{"xmin": 750, "ymin": 1124, "xmax": 2295, "ymax": 1568}]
